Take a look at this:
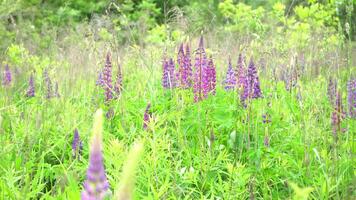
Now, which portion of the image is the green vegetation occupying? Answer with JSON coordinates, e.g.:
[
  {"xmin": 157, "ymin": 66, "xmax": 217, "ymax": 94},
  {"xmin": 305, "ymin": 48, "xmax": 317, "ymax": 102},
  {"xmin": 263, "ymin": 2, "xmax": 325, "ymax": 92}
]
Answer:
[{"xmin": 0, "ymin": 0, "xmax": 355, "ymax": 199}]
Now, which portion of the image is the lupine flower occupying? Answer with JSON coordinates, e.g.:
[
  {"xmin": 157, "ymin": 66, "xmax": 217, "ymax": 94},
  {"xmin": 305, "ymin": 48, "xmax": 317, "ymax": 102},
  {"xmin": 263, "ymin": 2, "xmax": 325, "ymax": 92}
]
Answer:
[
  {"xmin": 106, "ymin": 108, "xmax": 114, "ymax": 119},
  {"xmin": 236, "ymin": 54, "xmax": 246, "ymax": 88},
  {"xmin": 240, "ymin": 57, "xmax": 262, "ymax": 106},
  {"xmin": 347, "ymin": 78, "xmax": 356, "ymax": 118},
  {"xmin": 143, "ymin": 103, "xmax": 151, "ymax": 130},
  {"xmin": 207, "ymin": 57, "xmax": 216, "ymax": 95},
  {"xmin": 331, "ymin": 91, "xmax": 345, "ymax": 140},
  {"xmin": 43, "ymin": 70, "xmax": 52, "ymax": 99},
  {"xmin": 327, "ymin": 78, "xmax": 337, "ymax": 104},
  {"xmin": 176, "ymin": 43, "xmax": 185, "ymax": 88},
  {"xmin": 183, "ymin": 44, "xmax": 193, "ymax": 88},
  {"xmin": 26, "ymin": 74, "xmax": 35, "ymax": 97},
  {"xmin": 2, "ymin": 64, "xmax": 12, "ymax": 86},
  {"xmin": 224, "ymin": 57, "xmax": 237, "ymax": 90},
  {"xmin": 72, "ymin": 129, "xmax": 83, "ymax": 159},
  {"xmin": 81, "ymin": 109, "xmax": 110, "ymax": 200},
  {"xmin": 96, "ymin": 71, "xmax": 104, "ymax": 87},
  {"xmin": 194, "ymin": 36, "xmax": 208, "ymax": 102},
  {"xmin": 114, "ymin": 64, "xmax": 123, "ymax": 96},
  {"xmin": 162, "ymin": 57, "xmax": 175, "ymax": 89},
  {"xmin": 103, "ymin": 52, "xmax": 113, "ymax": 102},
  {"xmin": 262, "ymin": 114, "xmax": 271, "ymax": 124},
  {"xmin": 54, "ymin": 81, "xmax": 60, "ymax": 98}
]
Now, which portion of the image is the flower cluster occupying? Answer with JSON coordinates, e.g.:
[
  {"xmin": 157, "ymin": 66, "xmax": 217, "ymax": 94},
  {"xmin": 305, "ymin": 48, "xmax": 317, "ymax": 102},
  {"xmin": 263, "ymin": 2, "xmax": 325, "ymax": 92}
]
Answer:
[
  {"xmin": 240, "ymin": 58, "xmax": 262, "ymax": 106},
  {"xmin": 223, "ymin": 57, "xmax": 237, "ymax": 90},
  {"xmin": 26, "ymin": 74, "xmax": 35, "ymax": 97},
  {"xmin": 347, "ymin": 78, "xmax": 355, "ymax": 118},
  {"xmin": 162, "ymin": 57, "xmax": 176, "ymax": 89},
  {"xmin": 103, "ymin": 53, "xmax": 113, "ymax": 102},
  {"xmin": 72, "ymin": 128, "xmax": 83, "ymax": 159},
  {"xmin": 2, "ymin": 64, "xmax": 12, "ymax": 86},
  {"xmin": 143, "ymin": 103, "xmax": 151, "ymax": 130}
]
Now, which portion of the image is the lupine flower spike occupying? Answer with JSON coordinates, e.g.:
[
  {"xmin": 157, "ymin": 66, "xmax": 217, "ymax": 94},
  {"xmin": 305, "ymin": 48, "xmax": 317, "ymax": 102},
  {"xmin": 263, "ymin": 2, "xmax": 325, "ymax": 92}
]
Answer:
[
  {"xmin": 207, "ymin": 56, "xmax": 216, "ymax": 95},
  {"xmin": 184, "ymin": 44, "xmax": 193, "ymax": 88},
  {"xmin": 2, "ymin": 64, "xmax": 12, "ymax": 86},
  {"xmin": 177, "ymin": 43, "xmax": 185, "ymax": 88},
  {"xmin": 224, "ymin": 57, "xmax": 237, "ymax": 90},
  {"xmin": 103, "ymin": 52, "xmax": 113, "ymax": 102},
  {"xmin": 162, "ymin": 57, "xmax": 175, "ymax": 89},
  {"xmin": 193, "ymin": 36, "xmax": 208, "ymax": 102},
  {"xmin": 26, "ymin": 74, "xmax": 35, "ymax": 97},
  {"xmin": 81, "ymin": 109, "xmax": 110, "ymax": 200},
  {"xmin": 72, "ymin": 129, "xmax": 83, "ymax": 159},
  {"xmin": 236, "ymin": 54, "xmax": 246, "ymax": 89},
  {"xmin": 143, "ymin": 103, "xmax": 151, "ymax": 130},
  {"xmin": 331, "ymin": 91, "xmax": 346, "ymax": 141},
  {"xmin": 327, "ymin": 78, "xmax": 337, "ymax": 104},
  {"xmin": 347, "ymin": 78, "xmax": 355, "ymax": 118},
  {"xmin": 114, "ymin": 63, "xmax": 123, "ymax": 97}
]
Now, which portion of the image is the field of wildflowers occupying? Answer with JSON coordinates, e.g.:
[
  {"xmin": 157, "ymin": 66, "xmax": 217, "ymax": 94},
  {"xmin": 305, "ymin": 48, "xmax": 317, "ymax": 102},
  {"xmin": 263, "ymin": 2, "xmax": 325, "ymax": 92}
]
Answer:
[{"xmin": 0, "ymin": 0, "xmax": 355, "ymax": 199}]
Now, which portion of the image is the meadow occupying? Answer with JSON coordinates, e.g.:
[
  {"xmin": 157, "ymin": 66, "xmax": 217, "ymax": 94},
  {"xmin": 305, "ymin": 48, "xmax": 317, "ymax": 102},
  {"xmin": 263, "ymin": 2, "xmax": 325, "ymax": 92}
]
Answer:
[{"xmin": 0, "ymin": 0, "xmax": 355, "ymax": 199}]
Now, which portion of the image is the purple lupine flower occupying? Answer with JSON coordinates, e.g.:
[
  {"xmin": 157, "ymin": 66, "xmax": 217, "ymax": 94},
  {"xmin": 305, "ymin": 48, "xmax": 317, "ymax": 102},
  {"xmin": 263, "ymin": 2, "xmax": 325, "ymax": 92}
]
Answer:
[
  {"xmin": 82, "ymin": 110, "xmax": 110, "ymax": 200},
  {"xmin": 2, "ymin": 64, "xmax": 12, "ymax": 86},
  {"xmin": 207, "ymin": 57, "xmax": 216, "ymax": 95},
  {"xmin": 183, "ymin": 44, "xmax": 193, "ymax": 88},
  {"xmin": 162, "ymin": 57, "xmax": 176, "ymax": 89},
  {"xmin": 54, "ymin": 81, "xmax": 60, "ymax": 98},
  {"xmin": 224, "ymin": 57, "xmax": 237, "ymax": 90},
  {"xmin": 96, "ymin": 71, "xmax": 104, "ymax": 87},
  {"xmin": 143, "ymin": 103, "xmax": 151, "ymax": 130},
  {"xmin": 103, "ymin": 52, "xmax": 113, "ymax": 102},
  {"xmin": 347, "ymin": 78, "xmax": 356, "ymax": 118},
  {"xmin": 247, "ymin": 58, "xmax": 262, "ymax": 99},
  {"xmin": 26, "ymin": 74, "xmax": 35, "ymax": 97},
  {"xmin": 43, "ymin": 70, "xmax": 52, "ymax": 99},
  {"xmin": 327, "ymin": 78, "xmax": 337, "ymax": 104},
  {"xmin": 194, "ymin": 36, "xmax": 208, "ymax": 102},
  {"xmin": 72, "ymin": 129, "xmax": 83, "ymax": 159},
  {"xmin": 114, "ymin": 64, "xmax": 122, "ymax": 96},
  {"xmin": 331, "ymin": 91, "xmax": 346, "ymax": 139},
  {"xmin": 176, "ymin": 43, "xmax": 185, "ymax": 88},
  {"xmin": 236, "ymin": 54, "xmax": 246, "ymax": 88}
]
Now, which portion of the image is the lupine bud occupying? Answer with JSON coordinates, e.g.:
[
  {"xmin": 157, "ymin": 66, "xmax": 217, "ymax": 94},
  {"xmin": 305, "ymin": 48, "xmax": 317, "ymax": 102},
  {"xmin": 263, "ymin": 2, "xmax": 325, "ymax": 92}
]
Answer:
[
  {"xmin": 194, "ymin": 36, "xmax": 208, "ymax": 102},
  {"xmin": 26, "ymin": 74, "xmax": 35, "ymax": 97},
  {"xmin": 103, "ymin": 53, "xmax": 113, "ymax": 102},
  {"xmin": 224, "ymin": 57, "xmax": 237, "ymax": 90},
  {"xmin": 114, "ymin": 64, "xmax": 123, "ymax": 97},
  {"xmin": 72, "ymin": 129, "xmax": 82, "ymax": 159},
  {"xmin": 262, "ymin": 114, "xmax": 271, "ymax": 124},
  {"xmin": 2, "ymin": 64, "xmax": 12, "ymax": 86},
  {"xmin": 81, "ymin": 109, "xmax": 110, "ymax": 200},
  {"xmin": 347, "ymin": 78, "xmax": 356, "ymax": 118},
  {"xmin": 143, "ymin": 103, "xmax": 151, "ymax": 130}
]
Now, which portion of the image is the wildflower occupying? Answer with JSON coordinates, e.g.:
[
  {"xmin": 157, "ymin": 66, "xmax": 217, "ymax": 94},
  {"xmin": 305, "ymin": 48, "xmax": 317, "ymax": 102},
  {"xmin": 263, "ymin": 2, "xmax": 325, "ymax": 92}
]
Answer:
[
  {"xmin": 224, "ymin": 57, "xmax": 237, "ymax": 90},
  {"xmin": 327, "ymin": 78, "xmax": 337, "ymax": 104},
  {"xmin": 331, "ymin": 91, "xmax": 345, "ymax": 140},
  {"xmin": 143, "ymin": 103, "xmax": 151, "ymax": 130},
  {"xmin": 183, "ymin": 44, "xmax": 193, "ymax": 88},
  {"xmin": 207, "ymin": 57, "xmax": 216, "ymax": 95},
  {"xmin": 26, "ymin": 74, "xmax": 35, "ymax": 97},
  {"xmin": 347, "ymin": 78, "xmax": 356, "ymax": 118},
  {"xmin": 72, "ymin": 129, "xmax": 83, "ymax": 159},
  {"xmin": 114, "ymin": 64, "xmax": 123, "ymax": 96},
  {"xmin": 240, "ymin": 57, "xmax": 262, "ymax": 106},
  {"xmin": 162, "ymin": 57, "xmax": 175, "ymax": 89},
  {"xmin": 81, "ymin": 109, "xmax": 110, "ymax": 200},
  {"xmin": 236, "ymin": 54, "xmax": 246, "ymax": 88},
  {"xmin": 194, "ymin": 36, "xmax": 208, "ymax": 102},
  {"xmin": 96, "ymin": 71, "xmax": 104, "ymax": 87},
  {"xmin": 2, "ymin": 64, "xmax": 12, "ymax": 86},
  {"xmin": 103, "ymin": 52, "xmax": 113, "ymax": 102},
  {"xmin": 262, "ymin": 114, "xmax": 271, "ymax": 124}
]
